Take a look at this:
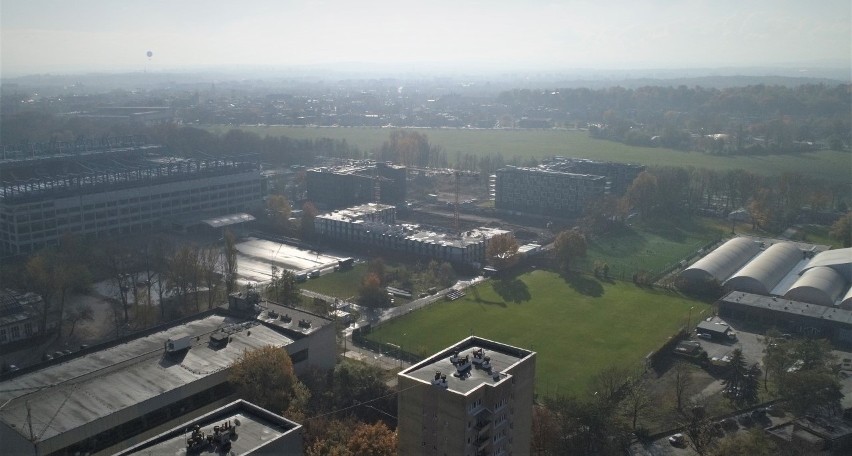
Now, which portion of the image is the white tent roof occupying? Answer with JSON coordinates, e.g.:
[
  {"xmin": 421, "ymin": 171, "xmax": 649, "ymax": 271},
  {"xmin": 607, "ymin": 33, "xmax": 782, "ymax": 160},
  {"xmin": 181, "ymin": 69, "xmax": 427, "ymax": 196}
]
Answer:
[
  {"xmin": 784, "ymin": 266, "xmax": 848, "ymax": 307},
  {"xmin": 680, "ymin": 237, "xmax": 761, "ymax": 283},
  {"xmin": 725, "ymin": 242, "xmax": 803, "ymax": 295}
]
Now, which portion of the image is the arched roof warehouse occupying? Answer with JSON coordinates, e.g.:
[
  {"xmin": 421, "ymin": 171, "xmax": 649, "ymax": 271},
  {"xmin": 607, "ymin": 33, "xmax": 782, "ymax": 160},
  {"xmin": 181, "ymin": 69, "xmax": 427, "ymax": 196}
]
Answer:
[
  {"xmin": 842, "ymin": 286, "xmax": 852, "ymax": 310},
  {"xmin": 801, "ymin": 248, "xmax": 852, "ymax": 281},
  {"xmin": 724, "ymin": 242, "xmax": 803, "ymax": 295},
  {"xmin": 784, "ymin": 266, "xmax": 848, "ymax": 307},
  {"xmin": 680, "ymin": 237, "xmax": 761, "ymax": 284}
]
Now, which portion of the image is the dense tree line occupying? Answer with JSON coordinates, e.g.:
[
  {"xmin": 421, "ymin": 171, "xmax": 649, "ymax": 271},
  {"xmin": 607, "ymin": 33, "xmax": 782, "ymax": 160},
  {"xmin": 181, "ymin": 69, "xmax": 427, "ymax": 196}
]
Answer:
[
  {"xmin": 0, "ymin": 112, "xmax": 362, "ymax": 165},
  {"xmin": 609, "ymin": 166, "xmax": 848, "ymax": 234},
  {"xmin": 497, "ymin": 84, "xmax": 851, "ymax": 153}
]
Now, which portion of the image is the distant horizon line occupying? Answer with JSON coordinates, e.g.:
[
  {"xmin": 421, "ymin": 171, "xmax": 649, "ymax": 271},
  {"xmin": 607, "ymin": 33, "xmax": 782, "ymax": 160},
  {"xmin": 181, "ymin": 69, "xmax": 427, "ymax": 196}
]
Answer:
[{"xmin": 3, "ymin": 60, "xmax": 850, "ymax": 80}]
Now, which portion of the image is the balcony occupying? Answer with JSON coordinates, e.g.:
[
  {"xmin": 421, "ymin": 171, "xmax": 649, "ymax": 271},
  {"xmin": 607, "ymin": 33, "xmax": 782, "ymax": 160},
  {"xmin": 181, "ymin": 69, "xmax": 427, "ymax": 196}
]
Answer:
[{"xmin": 475, "ymin": 419, "xmax": 492, "ymax": 434}]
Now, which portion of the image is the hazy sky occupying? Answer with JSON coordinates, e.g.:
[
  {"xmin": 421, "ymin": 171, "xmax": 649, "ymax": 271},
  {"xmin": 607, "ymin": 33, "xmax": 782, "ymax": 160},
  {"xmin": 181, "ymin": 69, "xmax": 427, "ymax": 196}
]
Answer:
[{"xmin": 2, "ymin": 0, "xmax": 850, "ymax": 76}]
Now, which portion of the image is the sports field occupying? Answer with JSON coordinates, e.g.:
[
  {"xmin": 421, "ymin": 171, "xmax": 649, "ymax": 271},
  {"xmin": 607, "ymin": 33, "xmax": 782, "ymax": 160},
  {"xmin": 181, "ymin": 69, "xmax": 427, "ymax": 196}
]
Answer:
[
  {"xmin": 578, "ymin": 216, "xmax": 728, "ymax": 278},
  {"xmin": 208, "ymin": 125, "xmax": 851, "ymax": 182},
  {"xmin": 366, "ymin": 269, "xmax": 711, "ymax": 397}
]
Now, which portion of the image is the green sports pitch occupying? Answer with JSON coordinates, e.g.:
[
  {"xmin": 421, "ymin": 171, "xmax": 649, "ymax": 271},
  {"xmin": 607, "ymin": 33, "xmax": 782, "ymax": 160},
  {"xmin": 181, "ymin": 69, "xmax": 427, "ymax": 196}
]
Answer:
[{"xmin": 367, "ymin": 269, "xmax": 711, "ymax": 397}]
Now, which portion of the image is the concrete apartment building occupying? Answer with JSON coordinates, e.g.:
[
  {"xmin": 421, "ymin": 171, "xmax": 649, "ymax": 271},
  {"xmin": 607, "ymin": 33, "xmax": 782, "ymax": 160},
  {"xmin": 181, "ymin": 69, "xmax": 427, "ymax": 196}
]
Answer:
[
  {"xmin": 543, "ymin": 157, "xmax": 645, "ymax": 196},
  {"xmin": 397, "ymin": 337, "xmax": 536, "ymax": 456},
  {"xmin": 494, "ymin": 166, "xmax": 607, "ymax": 216},
  {"xmin": 314, "ymin": 203, "xmax": 509, "ymax": 267},
  {"xmin": 0, "ymin": 137, "xmax": 265, "ymax": 255},
  {"xmin": 0, "ymin": 294, "xmax": 334, "ymax": 456},
  {"xmin": 306, "ymin": 161, "xmax": 406, "ymax": 210}
]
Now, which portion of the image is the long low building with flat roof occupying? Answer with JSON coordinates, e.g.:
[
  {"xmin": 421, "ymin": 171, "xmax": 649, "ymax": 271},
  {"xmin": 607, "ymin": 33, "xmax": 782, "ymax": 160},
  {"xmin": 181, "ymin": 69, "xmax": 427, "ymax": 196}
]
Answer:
[
  {"xmin": 315, "ymin": 204, "xmax": 509, "ymax": 267},
  {"xmin": 718, "ymin": 291, "xmax": 852, "ymax": 343},
  {"xmin": 0, "ymin": 296, "xmax": 334, "ymax": 456}
]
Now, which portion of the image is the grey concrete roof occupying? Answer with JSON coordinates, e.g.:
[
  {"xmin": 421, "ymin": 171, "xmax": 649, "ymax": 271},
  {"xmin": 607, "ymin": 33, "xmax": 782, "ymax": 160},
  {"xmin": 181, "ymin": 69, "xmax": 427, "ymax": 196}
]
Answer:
[
  {"xmin": 721, "ymin": 291, "xmax": 852, "ymax": 326},
  {"xmin": 202, "ymin": 212, "xmax": 256, "ymax": 228},
  {"xmin": 0, "ymin": 314, "xmax": 294, "ymax": 444},
  {"xmin": 400, "ymin": 337, "xmax": 533, "ymax": 395},
  {"xmin": 117, "ymin": 400, "xmax": 301, "ymax": 456}
]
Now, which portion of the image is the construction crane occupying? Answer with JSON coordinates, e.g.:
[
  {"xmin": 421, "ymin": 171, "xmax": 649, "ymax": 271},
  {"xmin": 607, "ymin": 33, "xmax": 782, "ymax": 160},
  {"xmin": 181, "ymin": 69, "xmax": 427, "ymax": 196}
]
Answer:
[
  {"xmin": 352, "ymin": 168, "xmax": 392, "ymax": 204},
  {"xmin": 453, "ymin": 169, "xmax": 480, "ymax": 233}
]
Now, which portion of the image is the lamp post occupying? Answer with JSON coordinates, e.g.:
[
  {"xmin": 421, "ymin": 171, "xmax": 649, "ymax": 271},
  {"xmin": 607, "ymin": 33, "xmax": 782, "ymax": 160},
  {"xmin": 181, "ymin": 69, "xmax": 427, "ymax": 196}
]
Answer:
[{"xmin": 687, "ymin": 306, "xmax": 695, "ymax": 332}]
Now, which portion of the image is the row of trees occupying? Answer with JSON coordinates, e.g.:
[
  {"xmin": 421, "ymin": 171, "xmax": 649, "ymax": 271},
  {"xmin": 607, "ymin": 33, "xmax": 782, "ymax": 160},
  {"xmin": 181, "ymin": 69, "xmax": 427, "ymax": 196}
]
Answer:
[
  {"xmin": 610, "ymin": 167, "xmax": 849, "ymax": 232},
  {"xmin": 762, "ymin": 333, "xmax": 844, "ymax": 416},
  {"xmin": 356, "ymin": 258, "xmax": 457, "ymax": 308},
  {"xmin": 229, "ymin": 347, "xmax": 397, "ymax": 456},
  {"xmin": 497, "ymin": 84, "xmax": 851, "ymax": 153},
  {"xmin": 12, "ymin": 230, "xmax": 241, "ymax": 342},
  {"xmin": 0, "ymin": 112, "xmax": 364, "ymax": 166}
]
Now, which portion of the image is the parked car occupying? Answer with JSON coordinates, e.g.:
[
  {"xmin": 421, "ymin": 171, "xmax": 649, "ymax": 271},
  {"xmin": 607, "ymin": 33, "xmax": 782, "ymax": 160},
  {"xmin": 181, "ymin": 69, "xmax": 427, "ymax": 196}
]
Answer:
[
  {"xmin": 697, "ymin": 333, "xmax": 712, "ymax": 340},
  {"xmin": 668, "ymin": 433, "xmax": 685, "ymax": 446}
]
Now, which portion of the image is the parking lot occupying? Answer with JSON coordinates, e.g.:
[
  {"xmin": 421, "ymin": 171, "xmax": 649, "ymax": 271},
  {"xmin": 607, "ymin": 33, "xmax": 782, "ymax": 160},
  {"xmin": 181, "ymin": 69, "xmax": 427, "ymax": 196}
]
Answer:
[
  {"xmin": 632, "ymin": 315, "xmax": 852, "ymax": 455},
  {"xmin": 692, "ymin": 316, "xmax": 766, "ymax": 369}
]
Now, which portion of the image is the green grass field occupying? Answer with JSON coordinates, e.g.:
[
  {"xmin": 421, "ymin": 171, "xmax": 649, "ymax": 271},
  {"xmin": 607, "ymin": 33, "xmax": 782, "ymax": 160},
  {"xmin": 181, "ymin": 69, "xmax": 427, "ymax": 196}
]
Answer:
[
  {"xmin": 301, "ymin": 264, "xmax": 365, "ymax": 299},
  {"xmin": 367, "ymin": 270, "xmax": 711, "ymax": 397},
  {"xmin": 207, "ymin": 125, "xmax": 851, "ymax": 182},
  {"xmin": 579, "ymin": 216, "xmax": 728, "ymax": 278}
]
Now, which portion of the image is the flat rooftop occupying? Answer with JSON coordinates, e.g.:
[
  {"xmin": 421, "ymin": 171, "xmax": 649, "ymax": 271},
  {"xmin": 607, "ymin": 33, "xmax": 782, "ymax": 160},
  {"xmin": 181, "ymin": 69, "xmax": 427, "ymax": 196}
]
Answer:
[
  {"xmin": 117, "ymin": 400, "xmax": 301, "ymax": 456},
  {"xmin": 0, "ymin": 312, "xmax": 295, "ymax": 443},
  {"xmin": 317, "ymin": 203, "xmax": 396, "ymax": 222},
  {"xmin": 499, "ymin": 165, "xmax": 607, "ymax": 181},
  {"xmin": 722, "ymin": 291, "xmax": 852, "ymax": 325},
  {"xmin": 400, "ymin": 337, "xmax": 533, "ymax": 395}
]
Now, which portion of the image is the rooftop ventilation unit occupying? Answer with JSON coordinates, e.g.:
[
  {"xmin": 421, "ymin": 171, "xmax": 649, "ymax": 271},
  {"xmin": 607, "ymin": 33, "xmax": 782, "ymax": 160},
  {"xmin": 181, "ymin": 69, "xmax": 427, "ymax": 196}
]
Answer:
[
  {"xmin": 165, "ymin": 335, "xmax": 192, "ymax": 355},
  {"xmin": 449, "ymin": 350, "xmax": 460, "ymax": 364},
  {"xmin": 454, "ymin": 355, "xmax": 472, "ymax": 377},
  {"xmin": 298, "ymin": 319, "xmax": 312, "ymax": 329},
  {"xmin": 431, "ymin": 371, "xmax": 449, "ymax": 388},
  {"xmin": 209, "ymin": 331, "xmax": 229, "ymax": 348},
  {"xmin": 281, "ymin": 314, "xmax": 292, "ymax": 323}
]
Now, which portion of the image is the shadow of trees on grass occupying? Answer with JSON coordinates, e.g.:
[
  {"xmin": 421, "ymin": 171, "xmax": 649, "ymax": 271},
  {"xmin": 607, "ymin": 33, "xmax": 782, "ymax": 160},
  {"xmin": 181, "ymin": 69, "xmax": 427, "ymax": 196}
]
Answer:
[
  {"xmin": 491, "ymin": 278, "xmax": 531, "ymax": 303},
  {"xmin": 562, "ymin": 273, "xmax": 604, "ymax": 297}
]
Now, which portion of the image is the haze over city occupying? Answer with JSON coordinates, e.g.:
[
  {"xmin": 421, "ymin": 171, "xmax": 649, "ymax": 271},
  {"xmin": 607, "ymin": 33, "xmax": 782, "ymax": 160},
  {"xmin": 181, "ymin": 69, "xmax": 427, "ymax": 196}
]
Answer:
[{"xmin": 2, "ymin": 0, "xmax": 850, "ymax": 77}]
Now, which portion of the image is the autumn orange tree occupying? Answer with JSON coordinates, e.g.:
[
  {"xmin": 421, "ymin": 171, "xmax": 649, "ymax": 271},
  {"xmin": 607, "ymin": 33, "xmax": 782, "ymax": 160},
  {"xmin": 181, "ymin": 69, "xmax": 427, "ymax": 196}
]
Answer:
[
  {"xmin": 229, "ymin": 345, "xmax": 302, "ymax": 414},
  {"xmin": 358, "ymin": 272, "xmax": 391, "ymax": 307},
  {"xmin": 347, "ymin": 422, "xmax": 397, "ymax": 456},
  {"xmin": 553, "ymin": 229, "xmax": 587, "ymax": 273},
  {"xmin": 486, "ymin": 233, "xmax": 520, "ymax": 270}
]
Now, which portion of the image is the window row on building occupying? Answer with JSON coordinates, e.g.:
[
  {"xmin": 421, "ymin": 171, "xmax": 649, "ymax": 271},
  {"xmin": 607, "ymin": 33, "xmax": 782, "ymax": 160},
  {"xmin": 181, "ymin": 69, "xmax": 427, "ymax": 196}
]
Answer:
[
  {"xmin": 0, "ymin": 171, "xmax": 264, "ymax": 255},
  {"xmin": 494, "ymin": 166, "xmax": 607, "ymax": 216}
]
